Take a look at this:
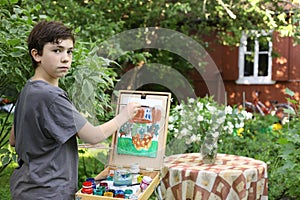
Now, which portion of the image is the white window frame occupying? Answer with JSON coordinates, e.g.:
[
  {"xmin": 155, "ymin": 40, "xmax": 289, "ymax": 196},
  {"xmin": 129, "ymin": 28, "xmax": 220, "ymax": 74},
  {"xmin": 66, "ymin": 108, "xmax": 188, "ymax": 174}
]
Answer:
[{"xmin": 236, "ymin": 30, "xmax": 275, "ymax": 85}]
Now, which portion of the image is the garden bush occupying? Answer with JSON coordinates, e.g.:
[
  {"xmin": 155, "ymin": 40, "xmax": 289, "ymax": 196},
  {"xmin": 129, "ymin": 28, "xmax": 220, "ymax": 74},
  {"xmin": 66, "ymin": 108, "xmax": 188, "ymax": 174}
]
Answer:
[
  {"xmin": 166, "ymin": 96, "xmax": 300, "ymax": 199},
  {"xmin": 269, "ymin": 89, "xmax": 300, "ymax": 199},
  {"xmin": 1, "ymin": 1, "xmax": 300, "ymax": 199}
]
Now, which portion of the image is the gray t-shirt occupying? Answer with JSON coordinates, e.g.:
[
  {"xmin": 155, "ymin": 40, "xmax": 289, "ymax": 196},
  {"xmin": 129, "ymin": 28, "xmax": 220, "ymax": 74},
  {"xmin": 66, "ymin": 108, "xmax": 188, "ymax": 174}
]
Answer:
[{"xmin": 10, "ymin": 80, "xmax": 87, "ymax": 200}]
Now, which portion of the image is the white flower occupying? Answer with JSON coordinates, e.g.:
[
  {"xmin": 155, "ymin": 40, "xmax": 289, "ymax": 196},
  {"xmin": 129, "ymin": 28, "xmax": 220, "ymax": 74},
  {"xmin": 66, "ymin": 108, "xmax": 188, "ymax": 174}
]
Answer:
[
  {"xmin": 168, "ymin": 96, "xmax": 252, "ymax": 148},
  {"xmin": 197, "ymin": 115, "xmax": 204, "ymax": 121},
  {"xmin": 227, "ymin": 125, "xmax": 234, "ymax": 134},
  {"xmin": 235, "ymin": 123, "xmax": 241, "ymax": 128},
  {"xmin": 179, "ymin": 110, "xmax": 185, "ymax": 115},
  {"xmin": 211, "ymin": 131, "xmax": 220, "ymax": 138},
  {"xmin": 190, "ymin": 134, "xmax": 198, "ymax": 143},
  {"xmin": 185, "ymin": 139, "xmax": 192, "ymax": 145},
  {"xmin": 173, "ymin": 128, "xmax": 178, "ymax": 133},
  {"xmin": 227, "ymin": 121, "xmax": 234, "ymax": 129},
  {"xmin": 216, "ymin": 115, "xmax": 226, "ymax": 124},
  {"xmin": 168, "ymin": 124, "xmax": 174, "ymax": 130},
  {"xmin": 181, "ymin": 128, "xmax": 189, "ymax": 136},
  {"xmin": 206, "ymin": 104, "xmax": 216, "ymax": 112},
  {"xmin": 188, "ymin": 98, "xmax": 195, "ymax": 103},
  {"xmin": 169, "ymin": 116, "xmax": 174, "ymax": 123},
  {"xmin": 246, "ymin": 111, "xmax": 253, "ymax": 120},
  {"xmin": 235, "ymin": 122, "xmax": 244, "ymax": 129},
  {"xmin": 177, "ymin": 104, "xmax": 183, "ymax": 109},
  {"xmin": 197, "ymin": 102, "xmax": 204, "ymax": 110},
  {"xmin": 225, "ymin": 105, "xmax": 233, "ymax": 114},
  {"xmin": 211, "ymin": 123, "xmax": 220, "ymax": 131}
]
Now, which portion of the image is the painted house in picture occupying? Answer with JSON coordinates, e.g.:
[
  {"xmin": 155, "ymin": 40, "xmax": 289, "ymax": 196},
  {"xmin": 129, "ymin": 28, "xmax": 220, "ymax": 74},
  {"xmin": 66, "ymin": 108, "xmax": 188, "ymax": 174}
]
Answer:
[
  {"xmin": 117, "ymin": 106, "xmax": 162, "ymax": 158},
  {"xmin": 114, "ymin": 91, "xmax": 171, "ymax": 160},
  {"xmin": 189, "ymin": 30, "xmax": 300, "ymax": 107}
]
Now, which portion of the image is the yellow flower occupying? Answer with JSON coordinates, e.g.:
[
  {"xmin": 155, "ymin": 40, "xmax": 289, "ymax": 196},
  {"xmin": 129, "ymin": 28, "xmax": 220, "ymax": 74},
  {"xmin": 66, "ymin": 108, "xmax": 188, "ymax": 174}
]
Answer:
[
  {"xmin": 272, "ymin": 123, "xmax": 282, "ymax": 131},
  {"xmin": 237, "ymin": 128, "xmax": 244, "ymax": 137}
]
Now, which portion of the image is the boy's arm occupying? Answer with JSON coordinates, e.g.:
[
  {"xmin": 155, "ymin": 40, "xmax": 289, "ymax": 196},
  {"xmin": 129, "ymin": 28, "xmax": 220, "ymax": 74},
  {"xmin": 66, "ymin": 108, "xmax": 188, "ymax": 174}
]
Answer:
[
  {"xmin": 9, "ymin": 125, "xmax": 15, "ymax": 147},
  {"xmin": 77, "ymin": 102, "xmax": 140, "ymax": 145}
]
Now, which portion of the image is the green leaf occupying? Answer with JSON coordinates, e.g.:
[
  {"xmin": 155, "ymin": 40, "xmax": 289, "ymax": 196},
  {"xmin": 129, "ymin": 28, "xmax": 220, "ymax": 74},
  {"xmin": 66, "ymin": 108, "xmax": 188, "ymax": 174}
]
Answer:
[
  {"xmin": 7, "ymin": 38, "xmax": 20, "ymax": 46},
  {"xmin": 0, "ymin": 148, "xmax": 9, "ymax": 154},
  {"xmin": 9, "ymin": 51, "xmax": 24, "ymax": 57},
  {"xmin": 78, "ymin": 149, "xmax": 86, "ymax": 154},
  {"xmin": 284, "ymin": 108, "xmax": 295, "ymax": 115},
  {"xmin": 285, "ymin": 88, "xmax": 295, "ymax": 97},
  {"xmin": 14, "ymin": 67, "xmax": 22, "ymax": 77},
  {"xmin": 277, "ymin": 137, "xmax": 288, "ymax": 145},
  {"xmin": 10, "ymin": 0, "xmax": 18, "ymax": 4},
  {"xmin": 1, "ymin": 154, "xmax": 10, "ymax": 166},
  {"xmin": 74, "ymin": 27, "xmax": 81, "ymax": 34},
  {"xmin": 12, "ymin": 153, "xmax": 17, "ymax": 163},
  {"xmin": 82, "ymin": 79, "xmax": 94, "ymax": 98},
  {"xmin": 90, "ymin": 75, "xmax": 101, "ymax": 83}
]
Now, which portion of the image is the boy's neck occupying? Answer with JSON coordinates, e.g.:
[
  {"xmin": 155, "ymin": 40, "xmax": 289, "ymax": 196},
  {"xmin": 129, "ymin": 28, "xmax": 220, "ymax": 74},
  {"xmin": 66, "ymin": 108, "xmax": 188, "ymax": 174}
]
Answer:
[{"xmin": 32, "ymin": 68, "xmax": 59, "ymax": 87}]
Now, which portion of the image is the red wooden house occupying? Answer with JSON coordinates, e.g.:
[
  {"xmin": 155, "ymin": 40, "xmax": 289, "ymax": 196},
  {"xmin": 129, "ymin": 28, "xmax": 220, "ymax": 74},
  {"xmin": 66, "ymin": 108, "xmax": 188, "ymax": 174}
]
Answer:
[{"xmin": 190, "ymin": 31, "xmax": 300, "ymax": 107}]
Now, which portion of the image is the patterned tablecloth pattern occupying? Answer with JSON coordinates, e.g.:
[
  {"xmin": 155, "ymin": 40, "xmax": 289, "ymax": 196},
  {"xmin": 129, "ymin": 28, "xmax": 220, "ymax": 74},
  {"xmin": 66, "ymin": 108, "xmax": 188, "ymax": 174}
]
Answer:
[{"xmin": 160, "ymin": 153, "xmax": 268, "ymax": 200}]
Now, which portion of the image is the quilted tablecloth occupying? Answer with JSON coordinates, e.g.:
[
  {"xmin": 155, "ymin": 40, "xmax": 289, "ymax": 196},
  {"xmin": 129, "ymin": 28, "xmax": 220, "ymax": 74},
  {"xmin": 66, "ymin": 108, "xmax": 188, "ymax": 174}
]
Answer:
[{"xmin": 160, "ymin": 153, "xmax": 268, "ymax": 200}]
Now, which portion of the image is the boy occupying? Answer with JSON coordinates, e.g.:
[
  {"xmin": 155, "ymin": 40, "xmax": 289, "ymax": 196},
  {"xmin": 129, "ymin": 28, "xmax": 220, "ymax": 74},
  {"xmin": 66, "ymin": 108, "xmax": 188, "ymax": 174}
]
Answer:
[{"xmin": 9, "ymin": 21, "xmax": 140, "ymax": 199}]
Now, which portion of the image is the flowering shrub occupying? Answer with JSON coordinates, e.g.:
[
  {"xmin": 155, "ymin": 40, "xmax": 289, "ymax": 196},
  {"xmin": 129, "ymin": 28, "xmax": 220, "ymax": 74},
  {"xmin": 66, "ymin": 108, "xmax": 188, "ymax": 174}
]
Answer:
[{"xmin": 168, "ymin": 96, "xmax": 253, "ymax": 147}]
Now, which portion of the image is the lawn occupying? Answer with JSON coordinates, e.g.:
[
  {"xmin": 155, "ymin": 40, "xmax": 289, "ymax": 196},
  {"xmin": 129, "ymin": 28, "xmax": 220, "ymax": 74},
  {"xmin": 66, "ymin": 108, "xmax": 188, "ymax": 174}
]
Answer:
[{"xmin": 0, "ymin": 163, "xmax": 15, "ymax": 200}]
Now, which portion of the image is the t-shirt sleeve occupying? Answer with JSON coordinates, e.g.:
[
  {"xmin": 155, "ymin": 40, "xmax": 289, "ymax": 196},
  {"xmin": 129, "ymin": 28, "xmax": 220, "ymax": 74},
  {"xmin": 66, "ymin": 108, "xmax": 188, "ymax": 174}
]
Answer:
[{"xmin": 44, "ymin": 95, "xmax": 87, "ymax": 144}]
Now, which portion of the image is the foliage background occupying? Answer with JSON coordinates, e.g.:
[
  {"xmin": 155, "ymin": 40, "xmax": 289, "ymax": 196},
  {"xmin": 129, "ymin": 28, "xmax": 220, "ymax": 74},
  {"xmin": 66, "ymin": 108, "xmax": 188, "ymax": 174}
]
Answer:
[{"xmin": 1, "ymin": 0, "xmax": 300, "ymax": 199}]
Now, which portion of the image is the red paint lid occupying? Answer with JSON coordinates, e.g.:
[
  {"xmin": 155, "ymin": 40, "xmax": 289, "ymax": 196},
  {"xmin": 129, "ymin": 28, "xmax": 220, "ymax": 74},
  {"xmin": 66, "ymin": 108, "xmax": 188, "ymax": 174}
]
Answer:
[{"xmin": 82, "ymin": 181, "xmax": 92, "ymax": 186}]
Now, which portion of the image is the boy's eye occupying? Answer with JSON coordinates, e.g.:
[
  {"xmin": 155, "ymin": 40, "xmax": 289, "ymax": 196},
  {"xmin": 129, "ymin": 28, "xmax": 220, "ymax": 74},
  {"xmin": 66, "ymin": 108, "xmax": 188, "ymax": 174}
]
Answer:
[
  {"xmin": 67, "ymin": 50, "xmax": 73, "ymax": 54},
  {"xmin": 53, "ymin": 49, "xmax": 61, "ymax": 53}
]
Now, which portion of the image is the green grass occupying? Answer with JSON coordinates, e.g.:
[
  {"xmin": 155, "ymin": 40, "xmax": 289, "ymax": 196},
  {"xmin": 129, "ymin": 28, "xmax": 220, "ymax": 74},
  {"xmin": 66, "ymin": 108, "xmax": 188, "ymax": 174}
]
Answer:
[
  {"xmin": 117, "ymin": 137, "xmax": 158, "ymax": 157},
  {"xmin": 0, "ymin": 163, "xmax": 15, "ymax": 200}
]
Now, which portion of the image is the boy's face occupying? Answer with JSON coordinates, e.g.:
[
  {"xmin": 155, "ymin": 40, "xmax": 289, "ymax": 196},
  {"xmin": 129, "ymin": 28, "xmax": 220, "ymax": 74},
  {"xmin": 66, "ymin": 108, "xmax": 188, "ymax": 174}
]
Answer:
[{"xmin": 35, "ymin": 38, "xmax": 74, "ymax": 79}]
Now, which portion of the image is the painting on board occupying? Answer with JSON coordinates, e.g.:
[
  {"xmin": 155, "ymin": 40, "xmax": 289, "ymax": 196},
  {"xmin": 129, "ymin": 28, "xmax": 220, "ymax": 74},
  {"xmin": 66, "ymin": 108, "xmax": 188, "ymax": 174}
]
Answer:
[{"xmin": 116, "ymin": 92, "xmax": 169, "ymax": 158}]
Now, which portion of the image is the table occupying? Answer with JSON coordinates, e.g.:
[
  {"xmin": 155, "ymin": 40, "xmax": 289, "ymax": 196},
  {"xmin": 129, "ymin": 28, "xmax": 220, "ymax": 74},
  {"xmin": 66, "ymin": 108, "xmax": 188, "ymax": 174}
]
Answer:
[{"xmin": 160, "ymin": 153, "xmax": 268, "ymax": 200}]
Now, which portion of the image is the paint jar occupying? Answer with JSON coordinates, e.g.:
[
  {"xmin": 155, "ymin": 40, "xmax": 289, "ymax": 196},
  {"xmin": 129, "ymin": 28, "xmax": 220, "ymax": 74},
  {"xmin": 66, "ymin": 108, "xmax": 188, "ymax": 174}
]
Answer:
[
  {"xmin": 113, "ymin": 168, "xmax": 132, "ymax": 186},
  {"xmin": 115, "ymin": 190, "xmax": 125, "ymax": 198},
  {"xmin": 81, "ymin": 181, "xmax": 93, "ymax": 194},
  {"xmin": 108, "ymin": 189, "xmax": 115, "ymax": 196},
  {"xmin": 86, "ymin": 178, "xmax": 96, "ymax": 189},
  {"xmin": 100, "ymin": 182, "xmax": 108, "ymax": 191},
  {"xmin": 137, "ymin": 175, "xmax": 144, "ymax": 183},
  {"xmin": 93, "ymin": 186, "xmax": 105, "ymax": 196},
  {"xmin": 106, "ymin": 169, "xmax": 114, "ymax": 181},
  {"xmin": 124, "ymin": 189, "xmax": 133, "ymax": 199},
  {"xmin": 103, "ymin": 191, "xmax": 114, "ymax": 197},
  {"xmin": 140, "ymin": 176, "xmax": 152, "ymax": 192}
]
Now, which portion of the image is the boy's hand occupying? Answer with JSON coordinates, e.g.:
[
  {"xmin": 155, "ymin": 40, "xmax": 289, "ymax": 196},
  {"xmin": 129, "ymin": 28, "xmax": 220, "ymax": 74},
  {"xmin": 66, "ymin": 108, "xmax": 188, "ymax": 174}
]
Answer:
[
  {"xmin": 113, "ymin": 102, "xmax": 141, "ymax": 129},
  {"xmin": 123, "ymin": 102, "xmax": 141, "ymax": 119}
]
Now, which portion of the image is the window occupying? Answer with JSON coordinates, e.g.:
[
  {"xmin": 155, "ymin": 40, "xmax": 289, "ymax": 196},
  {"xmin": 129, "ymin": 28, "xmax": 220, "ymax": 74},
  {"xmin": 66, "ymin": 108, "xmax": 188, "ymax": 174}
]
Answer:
[{"xmin": 236, "ymin": 30, "xmax": 275, "ymax": 84}]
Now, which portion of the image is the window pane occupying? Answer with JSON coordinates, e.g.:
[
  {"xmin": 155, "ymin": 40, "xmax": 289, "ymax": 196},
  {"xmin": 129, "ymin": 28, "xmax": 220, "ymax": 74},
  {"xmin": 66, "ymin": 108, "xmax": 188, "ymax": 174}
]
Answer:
[
  {"xmin": 258, "ymin": 54, "xmax": 268, "ymax": 76},
  {"xmin": 246, "ymin": 38, "xmax": 254, "ymax": 52},
  {"xmin": 259, "ymin": 36, "xmax": 269, "ymax": 51},
  {"xmin": 244, "ymin": 54, "xmax": 254, "ymax": 76}
]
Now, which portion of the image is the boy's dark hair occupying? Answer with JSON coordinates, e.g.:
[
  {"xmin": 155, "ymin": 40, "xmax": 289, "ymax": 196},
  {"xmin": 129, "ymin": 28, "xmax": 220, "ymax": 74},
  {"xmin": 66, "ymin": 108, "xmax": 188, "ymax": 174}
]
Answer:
[{"xmin": 27, "ymin": 21, "xmax": 75, "ymax": 69}]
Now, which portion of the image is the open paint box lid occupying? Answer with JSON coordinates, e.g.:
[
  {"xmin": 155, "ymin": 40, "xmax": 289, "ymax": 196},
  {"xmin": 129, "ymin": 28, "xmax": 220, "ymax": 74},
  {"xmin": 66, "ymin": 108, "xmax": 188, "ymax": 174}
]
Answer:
[{"xmin": 107, "ymin": 90, "xmax": 172, "ymax": 171}]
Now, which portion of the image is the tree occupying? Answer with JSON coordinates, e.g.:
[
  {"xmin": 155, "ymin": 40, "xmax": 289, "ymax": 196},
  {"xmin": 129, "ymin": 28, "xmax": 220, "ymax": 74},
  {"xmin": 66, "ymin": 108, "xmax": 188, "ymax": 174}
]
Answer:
[
  {"xmin": 0, "ymin": 0, "xmax": 118, "ymax": 172},
  {"xmin": 1, "ymin": 0, "xmax": 300, "ymax": 173}
]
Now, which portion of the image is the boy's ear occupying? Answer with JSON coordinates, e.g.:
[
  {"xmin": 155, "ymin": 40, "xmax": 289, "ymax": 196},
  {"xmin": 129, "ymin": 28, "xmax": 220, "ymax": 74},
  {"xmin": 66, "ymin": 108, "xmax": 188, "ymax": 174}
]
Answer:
[{"xmin": 31, "ymin": 49, "xmax": 41, "ymax": 62}]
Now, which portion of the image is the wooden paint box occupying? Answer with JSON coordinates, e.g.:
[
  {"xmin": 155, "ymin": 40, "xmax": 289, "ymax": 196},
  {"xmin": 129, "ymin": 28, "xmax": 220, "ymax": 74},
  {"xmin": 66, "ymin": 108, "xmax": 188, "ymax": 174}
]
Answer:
[{"xmin": 75, "ymin": 90, "xmax": 171, "ymax": 200}]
